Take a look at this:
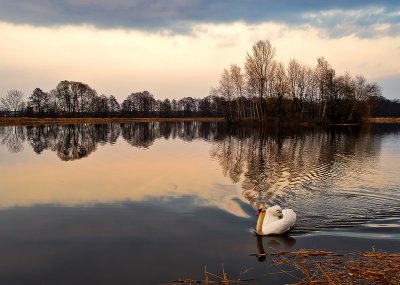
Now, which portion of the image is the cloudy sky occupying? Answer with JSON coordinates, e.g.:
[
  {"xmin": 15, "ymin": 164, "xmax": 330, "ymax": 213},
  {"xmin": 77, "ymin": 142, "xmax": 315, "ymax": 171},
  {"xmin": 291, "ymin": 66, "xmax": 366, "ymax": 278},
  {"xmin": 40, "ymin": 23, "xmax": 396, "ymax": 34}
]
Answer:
[{"xmin": 0, "ymin": 0, "xmax": 399, "ymax": 102}]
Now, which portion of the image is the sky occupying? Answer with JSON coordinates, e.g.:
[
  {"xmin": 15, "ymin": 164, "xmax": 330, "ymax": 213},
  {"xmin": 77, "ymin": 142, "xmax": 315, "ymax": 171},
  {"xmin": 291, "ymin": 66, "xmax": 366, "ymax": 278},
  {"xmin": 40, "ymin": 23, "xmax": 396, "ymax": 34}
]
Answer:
[{"xmin": 0, "ymin": 0, "xmax": 399, "ymax": 102}]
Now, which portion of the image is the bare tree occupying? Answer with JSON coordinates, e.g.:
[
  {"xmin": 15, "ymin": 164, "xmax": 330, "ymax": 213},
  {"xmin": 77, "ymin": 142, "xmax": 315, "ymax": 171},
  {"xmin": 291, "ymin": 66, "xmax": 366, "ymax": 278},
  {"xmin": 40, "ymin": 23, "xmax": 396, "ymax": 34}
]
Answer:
[
  {"xmin": 160, "ymin": 98, "xmax": 172, "ymax": 117},
  {"xmin": 218, "ymin": 68, "xmax": 234, "ymax": 120},
  {"xmin": 349, "ymin": 75, "xmax": 381, "ymax": 121},
  {"xmin": 108, "ymin": 95, "xmax": 120, "ymax": 116},
  {"xmin": 1, "ymin": 90, "xmax": 25, "ymax": 115},
  {"xmin": 271, "ymin": 62, "xmax": 289, "ymax": 118},
  {"xmin": 315, "ymin": 57, "xmax": 335, "ymax": 121},
  {"xmin": 287, "ymin": 59, "xmax": 302, "ymax": 112},
  {"xmin": 303, "ymin": 66, "xmax": 318, "ymax": 120},
  {"xmin": 230, "ymin": 64, "xmax": 245, "ymax": 119},
  {"xmin": 245, "ymin": 40, "xmax": 276, "ymax": 121},
  {"xmin": 95, "ymin": 94, "xmax": 110, "ymax": 115}
]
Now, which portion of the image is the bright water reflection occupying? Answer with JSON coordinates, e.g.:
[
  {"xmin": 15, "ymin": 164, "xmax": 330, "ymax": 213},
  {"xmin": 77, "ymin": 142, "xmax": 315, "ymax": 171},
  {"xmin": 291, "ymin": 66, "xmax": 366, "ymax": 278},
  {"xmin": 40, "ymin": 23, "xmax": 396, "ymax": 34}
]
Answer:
[{"xmin": 0, "ymin": 122, "xmax": 399, "ymax": 284}]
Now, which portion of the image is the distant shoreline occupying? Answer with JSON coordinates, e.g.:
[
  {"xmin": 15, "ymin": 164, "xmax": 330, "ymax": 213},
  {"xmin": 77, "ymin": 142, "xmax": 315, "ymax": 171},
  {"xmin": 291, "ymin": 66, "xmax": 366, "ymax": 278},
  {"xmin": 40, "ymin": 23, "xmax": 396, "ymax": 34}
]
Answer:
[
  {"xmin": 0, "ymin": 117, "xmax": 399, "ymax": 126},
  {"xmin": 365, "ymin": 117, "xmax": 400, "ymax": 123},
  {"xmin": 0, "ymin": 117, "xmax": 225, "ymax": 126}
]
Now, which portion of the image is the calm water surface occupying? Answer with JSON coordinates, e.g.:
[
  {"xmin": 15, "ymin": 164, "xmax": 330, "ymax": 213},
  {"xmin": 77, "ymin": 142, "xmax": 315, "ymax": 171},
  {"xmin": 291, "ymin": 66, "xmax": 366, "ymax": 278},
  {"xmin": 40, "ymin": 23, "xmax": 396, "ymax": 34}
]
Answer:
[{"xmin": 0, "ymin": 122, "xmax": 399, "ymax": 284}]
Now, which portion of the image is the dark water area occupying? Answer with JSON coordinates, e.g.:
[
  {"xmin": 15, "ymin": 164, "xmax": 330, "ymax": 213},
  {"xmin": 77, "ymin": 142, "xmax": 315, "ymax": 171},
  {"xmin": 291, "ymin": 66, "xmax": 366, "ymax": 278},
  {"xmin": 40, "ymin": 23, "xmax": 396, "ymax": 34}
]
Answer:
[{"xmin": 0, "ymin": 122, "xmax": 399, "ymax": 284}]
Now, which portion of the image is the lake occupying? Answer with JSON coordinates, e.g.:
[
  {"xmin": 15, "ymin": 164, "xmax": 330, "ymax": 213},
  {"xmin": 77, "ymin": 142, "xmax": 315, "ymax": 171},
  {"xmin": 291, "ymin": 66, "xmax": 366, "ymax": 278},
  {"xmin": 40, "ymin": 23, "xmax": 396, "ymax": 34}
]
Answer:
[{"xmin": 0, "ymin": 122, "xmax": 399, "ymax": 284}]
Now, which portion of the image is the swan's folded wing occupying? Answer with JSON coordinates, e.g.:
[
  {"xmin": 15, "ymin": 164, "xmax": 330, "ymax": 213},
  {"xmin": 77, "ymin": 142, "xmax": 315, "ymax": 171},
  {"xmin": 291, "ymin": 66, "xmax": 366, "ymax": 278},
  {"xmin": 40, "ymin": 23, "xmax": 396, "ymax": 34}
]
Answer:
[
  {"xmin": 261, "ymin": 209, "xmax": 296, "ymax": 235},
  {"xmin": 266, "ymin": 205, "xmax": 283, "ymax": 218},
  {"xmin": 282, "ymin": 209, "xmax": 296, "ymax": 228},
  {"xmin": 267, "ymin": 205, "xmax": 282, "ymax": 212}
]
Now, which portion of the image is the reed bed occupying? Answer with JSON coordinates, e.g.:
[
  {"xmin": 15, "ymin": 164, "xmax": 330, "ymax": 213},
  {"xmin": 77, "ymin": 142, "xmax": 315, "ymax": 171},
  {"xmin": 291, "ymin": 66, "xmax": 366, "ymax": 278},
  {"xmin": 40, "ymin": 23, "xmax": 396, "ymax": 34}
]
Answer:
[
  {"xmin": 162, "ymin": 249, "xmax": 400, "ymax": 285},
  {"xmin": 257, "ymin": 249, "xmax": 399, "ymax": 285}
]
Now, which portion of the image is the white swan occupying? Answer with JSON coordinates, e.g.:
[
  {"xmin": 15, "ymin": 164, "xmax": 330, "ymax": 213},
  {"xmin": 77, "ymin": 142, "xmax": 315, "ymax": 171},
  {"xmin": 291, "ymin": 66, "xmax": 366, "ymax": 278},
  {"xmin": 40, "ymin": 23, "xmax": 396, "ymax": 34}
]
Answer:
[{"xmin": 256, "ymin": 204, "xmax": 296, "ymax": 235}]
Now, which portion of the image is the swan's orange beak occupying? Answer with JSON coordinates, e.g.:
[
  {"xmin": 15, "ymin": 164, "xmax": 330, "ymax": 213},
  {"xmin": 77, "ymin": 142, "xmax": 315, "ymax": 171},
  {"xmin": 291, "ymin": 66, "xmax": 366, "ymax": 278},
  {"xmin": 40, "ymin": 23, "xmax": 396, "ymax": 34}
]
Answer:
[{"xmin": 256, "ymin": 209, "xmax": 262, "ymax": 216}]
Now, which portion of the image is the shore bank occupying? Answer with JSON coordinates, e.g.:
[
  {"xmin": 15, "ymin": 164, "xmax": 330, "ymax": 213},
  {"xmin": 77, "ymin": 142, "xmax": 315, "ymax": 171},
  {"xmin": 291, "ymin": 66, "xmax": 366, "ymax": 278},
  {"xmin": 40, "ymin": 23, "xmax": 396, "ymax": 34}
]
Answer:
[{"xmin": 0, "ymin": 117, "xmax": 225, "ymax": 126}]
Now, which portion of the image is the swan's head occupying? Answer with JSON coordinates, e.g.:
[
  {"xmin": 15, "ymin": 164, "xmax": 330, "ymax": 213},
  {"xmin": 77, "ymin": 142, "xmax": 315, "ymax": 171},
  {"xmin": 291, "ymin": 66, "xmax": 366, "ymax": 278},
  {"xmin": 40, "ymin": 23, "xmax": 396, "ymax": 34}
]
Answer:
[{"xmin": 256, "ymin": 203, "xmax": 267, "ymax": 216}]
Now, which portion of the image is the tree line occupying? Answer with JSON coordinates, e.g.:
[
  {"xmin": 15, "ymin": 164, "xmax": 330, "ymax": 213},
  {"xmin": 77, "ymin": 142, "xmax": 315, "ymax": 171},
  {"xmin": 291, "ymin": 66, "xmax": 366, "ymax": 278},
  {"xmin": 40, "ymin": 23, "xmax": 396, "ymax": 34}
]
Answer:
[
  {"xmin": 0, "ymin": 80, "xmax": 223, "ymax": 118},
  {"xmin": 0, "ymin": 40, "xmax": 399, "ymax": 122}
]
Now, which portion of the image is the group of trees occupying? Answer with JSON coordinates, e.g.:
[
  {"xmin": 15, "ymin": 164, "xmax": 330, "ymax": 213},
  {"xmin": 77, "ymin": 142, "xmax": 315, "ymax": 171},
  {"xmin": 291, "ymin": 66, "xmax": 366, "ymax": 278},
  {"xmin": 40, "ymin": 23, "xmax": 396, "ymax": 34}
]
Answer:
[
  {"xmin": 1, "ymin": 40, "xmax": 399, "ymax": 122},
  {"xmin": 27, "ymin": 81, "xmax": 121, "ymax": 117},
  {"xmin": 213, "ymin": 40, "xmax": 388, "ymax": 124},
  {"xmin": 0, "ymin": 81, "xmax": 122, "ymax": 117},
  {"xmin": 120, "ymin": 91, "xmax": 223, "ymax": 118},
  {"xmin": 370, "ymin": 96, "xmax": 400, "ymax": 118}
]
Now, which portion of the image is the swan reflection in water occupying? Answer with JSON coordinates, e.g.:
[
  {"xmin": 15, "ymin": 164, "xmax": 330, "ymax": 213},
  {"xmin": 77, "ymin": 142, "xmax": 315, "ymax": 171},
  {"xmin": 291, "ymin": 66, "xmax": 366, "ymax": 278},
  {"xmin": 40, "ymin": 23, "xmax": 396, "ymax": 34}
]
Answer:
[{"xmin": 254, "ymin": 235, "xmax": 296, "ymax": 262}]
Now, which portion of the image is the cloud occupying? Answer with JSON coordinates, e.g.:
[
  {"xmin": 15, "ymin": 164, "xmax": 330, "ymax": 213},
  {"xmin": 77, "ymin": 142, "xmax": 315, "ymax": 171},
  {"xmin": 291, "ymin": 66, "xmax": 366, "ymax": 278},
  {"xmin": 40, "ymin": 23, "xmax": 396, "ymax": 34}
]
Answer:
[
  {"xmin": 0, "ymin": 0, "xmax": 399, "ymax": 37},
  {"xmin": 302, "ymin": 6, "xmax": 400, "ymax": 38}
]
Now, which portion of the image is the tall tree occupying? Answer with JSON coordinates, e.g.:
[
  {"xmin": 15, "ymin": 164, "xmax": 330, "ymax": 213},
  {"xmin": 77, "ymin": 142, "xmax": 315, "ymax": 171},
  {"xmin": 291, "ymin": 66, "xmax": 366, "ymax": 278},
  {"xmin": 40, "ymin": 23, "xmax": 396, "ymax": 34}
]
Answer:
[
  {"xmin": 218, "ymin": 68, "xmax": 234, "ymax": 120},
  {"xmin": 28, "ymin": 88, "xmax": 49, "ymax": 115},
  {"xmin": 245, "ymin": 40, "xmax": 276, "ymax": 121},
  {"xmin": 230, "ymin": 64, "xmax": 245, "ymax": 119},
  {"xmin": 349, "ymin": 75, "xmax": 381, "ymax": 121},
  {"xmin": 315, "ymin": 57, "xmax": 335, "ymax": 121},
  {"xmin": 271, "ymin": 62, "xmax": 289, "ymax": 118},
  {"xmin": 108, "ymin": 95, "xmax": 120, "ymax": 116},
  {"xmin": 160, "ymin": 98, "xmax": 172, "ymax": 117},
  {"xmin": 95, "ymin": 95, "xmax": 110, "ymax": 116}
]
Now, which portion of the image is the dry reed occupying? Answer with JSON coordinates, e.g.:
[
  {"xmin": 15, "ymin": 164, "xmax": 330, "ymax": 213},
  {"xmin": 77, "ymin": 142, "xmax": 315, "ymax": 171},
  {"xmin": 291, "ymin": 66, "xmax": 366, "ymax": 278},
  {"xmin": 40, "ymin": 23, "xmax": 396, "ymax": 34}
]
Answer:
[
  {"xmin": 159, "ymin": 264, "xmax": 256, "ymax": 285},
  {"xmin": 255, "ymin": 249, "xmax": 400, "ymax": 285},
  {"xmin": 161, "ymin": 249, "xmax": 399, "ymax": 285}
]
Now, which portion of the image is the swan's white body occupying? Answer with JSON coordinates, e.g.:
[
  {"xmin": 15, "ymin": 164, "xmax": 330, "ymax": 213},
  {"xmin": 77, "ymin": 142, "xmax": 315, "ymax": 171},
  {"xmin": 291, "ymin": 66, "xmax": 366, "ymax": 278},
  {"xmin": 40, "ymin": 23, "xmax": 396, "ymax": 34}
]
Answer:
[{"xmin": 256, "ymin": 205, "xmax": 296, "ymax": 235}]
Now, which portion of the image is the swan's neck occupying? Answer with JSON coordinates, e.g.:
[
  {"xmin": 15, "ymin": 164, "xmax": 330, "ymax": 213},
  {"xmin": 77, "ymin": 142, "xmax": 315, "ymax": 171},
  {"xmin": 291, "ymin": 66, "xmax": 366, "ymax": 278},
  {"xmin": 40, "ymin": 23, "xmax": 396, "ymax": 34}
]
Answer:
[{"xmin": 256, "ymin": 211, "xmax": 266, "ymax": 234}]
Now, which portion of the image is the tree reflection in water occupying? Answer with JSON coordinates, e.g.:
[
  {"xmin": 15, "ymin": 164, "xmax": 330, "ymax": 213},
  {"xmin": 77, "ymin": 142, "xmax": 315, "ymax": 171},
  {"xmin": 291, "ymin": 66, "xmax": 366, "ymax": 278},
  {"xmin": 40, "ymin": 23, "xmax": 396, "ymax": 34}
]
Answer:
[
  {"xmin": 0, "ymin": 126, "xmax": 26, "ymax": 153},
  {"xmin": 26, "ymin": 125, "xmax": 58, "ymax": 154},
  {"xmin": 211, "ymin": 124, "xmax": 400, "ymax": 232},
  {"xmin": 0, "ymin": 122, "xmax": 225, "ymax": 160}
]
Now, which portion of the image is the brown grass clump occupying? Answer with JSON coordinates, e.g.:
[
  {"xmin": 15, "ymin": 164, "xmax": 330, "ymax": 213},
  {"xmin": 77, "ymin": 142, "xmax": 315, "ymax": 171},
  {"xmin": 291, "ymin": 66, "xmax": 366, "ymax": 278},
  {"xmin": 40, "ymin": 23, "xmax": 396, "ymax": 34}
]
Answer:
[
  {"xmin": 255, "ymin": 249, "xmax": 400, "ymax": 284},
  {"xmin": 159, "ymin": 265, "xmax": 256, "ymax": 285}
]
